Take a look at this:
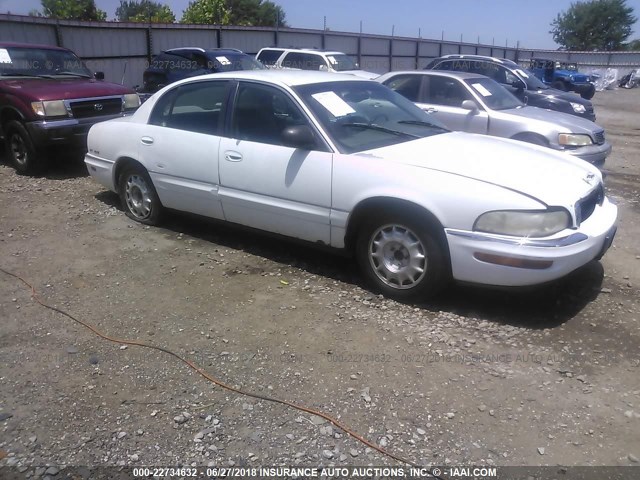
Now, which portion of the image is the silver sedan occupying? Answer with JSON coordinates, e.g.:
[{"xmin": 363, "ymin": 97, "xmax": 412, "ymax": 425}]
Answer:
[{"xmin": 377, "ymin": 70, "xmax": 611, "ymax": 166}]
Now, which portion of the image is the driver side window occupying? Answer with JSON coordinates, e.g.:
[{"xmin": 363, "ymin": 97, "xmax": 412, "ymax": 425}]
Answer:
[{"xmin": 231, "ymin": 83, "xmax": 309, "ymax": 146}]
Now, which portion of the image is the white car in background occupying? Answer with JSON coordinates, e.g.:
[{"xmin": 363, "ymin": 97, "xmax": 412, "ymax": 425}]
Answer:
[
  {"xmin": 256, "ymin": 47, "xmax": 377, "ymax": 79},
  {"xmin": 84, "ymin": 71, "xmax": 617, "ymax": 299},
  {"xmin": 377, "ymin": 70, "xmax": 612, "ymax": 167}
]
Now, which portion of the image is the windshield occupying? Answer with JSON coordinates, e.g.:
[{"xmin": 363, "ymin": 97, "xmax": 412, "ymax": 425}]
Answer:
[
  {"xmin": 520, "ymin": 68, "xmax": 548, "ymax": 90},
  {"xmin": 295, "ymin": 81, "xmax": 448, "ymax": 154},
  {"xmin": 326, "ymin": 54, "xmax": 359, "ymax": 72},
  {"xmin": 207, "ymin": 54, "xmax": 265, "ymax": 72},
  {"xmin": 0, "ymin": 46, "xmax": 92, "ymax": 77},
  {"xmin": 465, "ymin": 77, "xmax": 524, "ymax": 111}
]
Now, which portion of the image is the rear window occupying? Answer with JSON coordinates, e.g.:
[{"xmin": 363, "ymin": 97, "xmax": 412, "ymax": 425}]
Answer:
[
  {"xmin": 281, "ymin": 52, "xmax": 326, "ymax": 71},
  {"xmin": 257, "ymin": 49, "xmax": 283, "ymax": 66}
]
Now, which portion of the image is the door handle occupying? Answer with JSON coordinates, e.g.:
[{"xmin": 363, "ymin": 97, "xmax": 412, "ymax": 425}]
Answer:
[
  {"xmin": 423, "ymin": 107, "xmax": 438, "ymax": 114},
  {"xmin": 141, "ymin": 136, "xmax": 154, "ymax": 145},
  {"xmin": 224, "ymin": 151, "xmax": 243, "ymax": 162}
]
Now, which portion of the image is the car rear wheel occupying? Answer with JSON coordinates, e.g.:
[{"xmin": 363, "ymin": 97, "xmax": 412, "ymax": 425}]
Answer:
[
  {"xmin": 355, "ymin": 212, "xmax": 448, "ymax": 299},
  {"xmin": 5, "ymin": 120, "xmax": 44, "ymax": 175},
  {"xmin": 118, "ymin": 165, "xmax": 163, "ymax": 225}
]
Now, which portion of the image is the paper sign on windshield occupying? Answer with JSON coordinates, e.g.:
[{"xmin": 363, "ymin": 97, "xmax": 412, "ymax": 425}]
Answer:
[
  {"xmin": 216, "ymin": 56, "xmax": 231, "ymax": 65},
  {"xmin": 472, "ymin": 83, "xmax": 493, "ymax": 97},
  {"xmin": 312, "ymin": 91, "xmax": 356, "ymax": 117},
  {"xmin": 0, "ymin": 49, "xmax": 12, "ymax": 64}
]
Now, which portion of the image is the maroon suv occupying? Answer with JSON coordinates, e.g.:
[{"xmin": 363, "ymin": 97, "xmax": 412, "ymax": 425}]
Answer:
[{"xmin": 0, "ymin": 42, "xmax": 140, "ymax": 174}]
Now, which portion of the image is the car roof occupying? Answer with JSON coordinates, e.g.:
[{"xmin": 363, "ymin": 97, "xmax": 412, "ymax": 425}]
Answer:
[
  {"xmin": 164, "ymin": 47, "xmax": 245, "ymax": 55},
  {"xmin": 437, "ymin": 54, "xmax": 519, "ymax": 67},
  {"xmin": 0, "ymin": 42, "xmax": 70, "ymax": 52},
  {"xmin": 383, "ymin": 70, "xmax": 482, "ymax": 81},
  {"xmin": 170, "ymin": 69, "xmax": 368, "ymax": 88},
  {"xmin": 258, "ymin": 47, "xmax": 346, "ymax": 56}
]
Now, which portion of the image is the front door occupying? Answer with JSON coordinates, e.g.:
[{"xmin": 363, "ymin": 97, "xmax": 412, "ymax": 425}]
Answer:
[{"xmin": 218, "ymin": 81, "xmax": 333, "ymax": 244}]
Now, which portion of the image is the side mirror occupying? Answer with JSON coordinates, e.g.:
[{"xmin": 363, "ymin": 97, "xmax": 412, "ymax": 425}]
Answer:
[
  {"xmin": 281, "ymin": 125, "xmax": 317, "ymax": 150},
  {"xmin": 512, "ymin": 79, "xmax": 525, "ymax": 91},
  {"xmin": 461, "ymin": 100, "xmax": 478, "ymax": 112},
  {"xmin": 94, "ymin": 71, "xmax": 105, "ymax": 80}
]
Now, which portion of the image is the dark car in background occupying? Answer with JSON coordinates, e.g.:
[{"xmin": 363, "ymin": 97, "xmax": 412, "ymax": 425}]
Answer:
[
  {"xmin": 140, "ymin": 47, "xmax": 264, "ymax": 95},
  {"xmin": 0, "ymin": 42, "xmax": 140, "ymax": 174},
  {"xmin": 426, "ymin": 54, "xmax": 596, "ymax": 121}
]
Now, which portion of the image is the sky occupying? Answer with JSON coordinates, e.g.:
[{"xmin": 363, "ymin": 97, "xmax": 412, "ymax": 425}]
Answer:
[{"xmin": 1, "ymin": 0, "xmax": 640, "ymax": 49}]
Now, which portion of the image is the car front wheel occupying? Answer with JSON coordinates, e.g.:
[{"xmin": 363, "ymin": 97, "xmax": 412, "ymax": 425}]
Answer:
[
  {"xmin": 355, "ymin": 212, "xmax": 448, "ymax": 299},
  {"xmin": 118, "ymin": 165, "xmax": 163, "ymax": 225},
  {"xmin": 5, "ymin": 120, "xmax": 44, "ymax": 175}
]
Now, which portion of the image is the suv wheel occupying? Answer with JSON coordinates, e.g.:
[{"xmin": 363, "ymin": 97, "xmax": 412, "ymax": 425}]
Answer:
[
  {"xmin": 5, "ymin": 120, "xmax": 44, "ymax": 175},
  {"xmin": 551, "ymin": 81, "xmax": 567, "ymax": 91}
]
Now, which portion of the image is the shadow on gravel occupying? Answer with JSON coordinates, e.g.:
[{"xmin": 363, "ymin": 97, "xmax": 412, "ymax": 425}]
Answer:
[
  {"xmin": 95, "ymin": 191, "xmax": 605, "ymax": 330},
  {"xmin": 0, "ymin": 146, "xmax": 88, "ymax": 180}
]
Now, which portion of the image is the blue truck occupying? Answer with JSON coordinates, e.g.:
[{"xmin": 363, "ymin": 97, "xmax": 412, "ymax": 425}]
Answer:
[{"xmin": 530, "ymin": 58, "xmax": 596, "ymax": 100}]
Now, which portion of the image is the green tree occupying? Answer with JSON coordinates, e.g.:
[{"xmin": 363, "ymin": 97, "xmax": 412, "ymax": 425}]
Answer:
[
  {"xmin": 115, "ymin": 1, "xmax": 175, "ymax": 23},
  {"xmin": 625, "ymin": 39, "xmax": 640, "ymax": 50},
  {"xmin": 227, "ymin": 0, "xmax": 287, "ymax": 27},
  {"xmin": 181, "ymin": 0, "xmax": 286, "ymax": 26},
  {"xmin": 181, "ymin": 0, "xmax": 230, "ymax": 24},
  {"xmin": 550, "ymin": 0, "xmax": 637, "ymax": 51},
  {"xmin": 40, "ymin": 0, "xmax": 107, "ymax": 21}
]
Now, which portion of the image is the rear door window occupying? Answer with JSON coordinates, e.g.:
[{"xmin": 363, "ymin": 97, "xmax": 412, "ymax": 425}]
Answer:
[{"xmin": 257, "ymin": 49, "xmax": 284, "ymax": 67}]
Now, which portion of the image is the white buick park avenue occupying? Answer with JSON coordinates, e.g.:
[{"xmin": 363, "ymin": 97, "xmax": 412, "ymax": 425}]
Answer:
[{"xmin": 85, "ymin": 71, "xmax": 617, "ymax": 299}]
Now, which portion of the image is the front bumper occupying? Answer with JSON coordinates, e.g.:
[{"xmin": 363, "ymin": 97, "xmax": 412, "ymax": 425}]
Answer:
[
  {"xmin": 563, "ymin": 141, "xmax": 612, "ymax": 167},
  {"xmin": 26, "ymin": 114, "xmax": 129, "ymax": 149},
  {"xmin": 445, "ymin": 198, "xmax": 617, "ymax": 287}
]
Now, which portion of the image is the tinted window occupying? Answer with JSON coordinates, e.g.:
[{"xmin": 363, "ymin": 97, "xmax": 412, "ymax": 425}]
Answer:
[
  {"xmin": 423, "ymin": 76, "xmax": 471, "ymax": 107},
  {"xmin": 149, "ymin": 52, "xmax": 203, "ymax": 75},
  {"xmin": 205, "ymin": 53, "xmax": 264, "ymax": 72},
  {"xmin": 257, "ymin": 49, "xmax": 284, "ymax": 66},
  {"xmin": 383, "ymin": 74, "xmax": 423, "ymax": 102},
  {"xmin": 232, "ymin": 83, "xmax": 310, "ymax": 146},
  {"xmin": 149, "ymin": 81, "xmax": 228, "ymax": 135},
  {"xmin": 282, "ymin": 52, "xmax": 326, "ymax": 71},
  {"xmin": 0, "ymin": 46, "xmax": 91, "ymax": 77},
  {"xmin": 465, "ymin": 77, "xmax": 523, "ymax": 110}
]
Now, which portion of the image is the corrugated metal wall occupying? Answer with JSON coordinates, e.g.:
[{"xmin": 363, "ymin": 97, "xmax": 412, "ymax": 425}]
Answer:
[{"xmin": 1, "ymin": 13, "xmax": 639, "ymax": 87}]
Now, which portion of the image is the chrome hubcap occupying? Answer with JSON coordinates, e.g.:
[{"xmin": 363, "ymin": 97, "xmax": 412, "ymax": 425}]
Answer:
[
  {"xmin": 125, "ymin": 174, "xmax": 152, "ymax": 219},
  {"xmin": 368, "ymin": 224, "xmax": 427, "ymax": 289},
  {"xmin": 10, "ymin": 134, "xmax": 27, "ymax": 166}
]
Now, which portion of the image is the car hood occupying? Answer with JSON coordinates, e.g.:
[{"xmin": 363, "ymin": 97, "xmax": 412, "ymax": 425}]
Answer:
[
  {"xmin": 499, "ymin": 106, "xmax": 602, "ymax": 133},
  {"xmin": 528, "ymin": 87, "xmax": 592, "ymax": 106},
  {"xmin": 362, "ymin": 132, "xmax": 600, "ymax": 206},
  {"xmin": 1, "ymin": 78, "xmax": 133, "ymax": 101},
  {"xmin": 340, "ymin": 70, "xmax": 379, "ymax": 80}
]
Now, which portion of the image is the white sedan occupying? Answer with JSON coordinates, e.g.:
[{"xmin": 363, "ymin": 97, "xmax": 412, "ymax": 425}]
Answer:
[{"xmin": 85, "ymin": 70, "xmax": 617, "ymax": 299}]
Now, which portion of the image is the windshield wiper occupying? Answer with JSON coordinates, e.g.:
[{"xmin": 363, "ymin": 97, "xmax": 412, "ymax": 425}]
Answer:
[
  {"xmin": 54, "ymin": 71, "xmax": 92, "ymax": 78},
  {"xmin": 397, "ymin": 119, "xmax": 449, "ymax": 131},
  {"xmin": 340, "ymin": 122, "xmax": 420, "ymax": 139}
]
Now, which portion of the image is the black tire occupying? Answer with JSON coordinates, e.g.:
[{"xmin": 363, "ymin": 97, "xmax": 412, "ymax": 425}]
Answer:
[
  {"xmin": 580, "ymin": 84, "xmax": 596, "ymax": 100},
  {"xmin": 117, "ymin": 164, "xmax": 164, "ymax": 226},
  {"xmin": 4, "ymin": 120, "xmax": 44, "ymax": 175},
  {"xmin": 355, "ymin": 210, "xmax": 449, "ymax": 300},
  {"xmin": 551, "ymin": 81, "xmax": 567, "ymax": 91}
]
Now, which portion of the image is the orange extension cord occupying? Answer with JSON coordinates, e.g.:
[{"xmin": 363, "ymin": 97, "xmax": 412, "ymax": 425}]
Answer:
[{"xmin": 1, "ymin": 267, "xmax": 445, "ymax": 477}]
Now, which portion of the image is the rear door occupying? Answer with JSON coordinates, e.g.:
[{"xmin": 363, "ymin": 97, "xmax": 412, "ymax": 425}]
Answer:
[
  {"xmin": 218, "ymin": 81, "xmax": 333, "ymax": 243},
  {"xmin": 137, "ymin": 79, "xmax": 230, "ymax": 219}
]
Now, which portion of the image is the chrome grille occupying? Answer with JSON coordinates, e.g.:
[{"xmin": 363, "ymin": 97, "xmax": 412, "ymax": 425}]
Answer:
[
  {"xmin": 593, "ymin": 130, "xmax": 605, "ymax": 145},
  {"xmin": 69, "ymin": 97, "xmax": 123, "ymax": 119},
  {"xmin": 576, "ymin": 184, "xmax": 604, "ymax": 224}
]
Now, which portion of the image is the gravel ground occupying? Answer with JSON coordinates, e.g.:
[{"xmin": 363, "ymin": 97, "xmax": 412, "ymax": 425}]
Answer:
[{"xmin": 0, "ymin": 88, "xmax": 639, "ymax": 476}]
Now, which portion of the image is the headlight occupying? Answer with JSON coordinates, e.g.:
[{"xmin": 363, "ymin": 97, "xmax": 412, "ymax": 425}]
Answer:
[
  {"xmin": 474, "ymin": 209, "xmax": 571, "ymax": 237},
  {"xmin": 123, "ymin": 93, "xmax": 141, "ymax": 109},
  {"xmin": 569, "ymin": 102, "xmax": 586, "ymax": 114},
  {"xmin": 558, "ymin": 133, "xmax": 593, "ymax": 146},
  {"xmin": 31, "ymin": 100, "xmax": 67, "ymax": 117}
]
